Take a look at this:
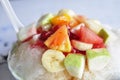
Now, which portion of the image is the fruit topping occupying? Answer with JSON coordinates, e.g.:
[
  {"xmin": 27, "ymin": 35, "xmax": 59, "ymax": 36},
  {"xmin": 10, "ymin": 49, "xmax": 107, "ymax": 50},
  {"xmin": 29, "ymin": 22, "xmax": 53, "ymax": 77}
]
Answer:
[
  {"xmin": 58, "ymin": 9, "xmax": 76, "ymax": 17},
  {"xmin": 36, "ymin": 13, "xmax": 54, "ymax": 31},
  {"xmin": 58, "ymin": 9, "xmax": 79, "ymax": 27},
  {"xmin": 85, "ymin": 19, "xmax": 103, "ymax": 34},
  {"xmin": 18, "ymin": 23, "xmax": 37, "ymax": 41},
  {"xmin": 42, "ymin": 49, "xmax": 65, "ymax": 73},
  {"xmin": 98, "ymin": 28, "xmax": 109, "ymax": 43},
  {"xmin": 86, "ymin": 48, "xmax": 110, "ymax": 71},
  {"xmin": 70, "ymin": 23, "xmax": 84, "ymax": 35},
  {"xmin": 16, "ymin": 9, "xmax": 113, "ymax": 79},
  {"xmin": 79, "ymin": 26, "xmax": 103, "ymax": 44},
  {"xmin": 44, "ymin": 25, "xmax": 72, "ymax": 52},
  {"xmin": 64, "ymin": 54, "xmax": 85, "ymax": 79},
  {"xmin": 71, "ymin": 40, "xmax": 93, "ymax": 51},
  {"xmin": 51, "ymin": 14, "xmax": 71, "ymax": 26}
]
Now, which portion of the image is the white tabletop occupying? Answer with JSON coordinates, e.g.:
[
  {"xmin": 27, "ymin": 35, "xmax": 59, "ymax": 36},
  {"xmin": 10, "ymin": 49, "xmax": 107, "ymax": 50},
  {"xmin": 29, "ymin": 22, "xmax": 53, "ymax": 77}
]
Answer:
[{"xmin": 0, "ymin": 0, "xmax": 120, "ymax": 80}]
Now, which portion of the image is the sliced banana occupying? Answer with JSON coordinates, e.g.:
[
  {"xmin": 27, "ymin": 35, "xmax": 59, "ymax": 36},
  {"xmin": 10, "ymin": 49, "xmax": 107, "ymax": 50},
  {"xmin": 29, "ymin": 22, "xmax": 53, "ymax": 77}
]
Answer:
[{"xmin": 42, "ymin": 49, "xmax": 65, "ymax": 73}]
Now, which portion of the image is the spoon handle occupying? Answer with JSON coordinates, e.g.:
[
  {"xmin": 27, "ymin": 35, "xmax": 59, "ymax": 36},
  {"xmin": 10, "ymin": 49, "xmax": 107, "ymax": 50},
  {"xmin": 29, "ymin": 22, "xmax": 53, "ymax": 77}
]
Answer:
[{"xmin": 0, "ymin": 0, "xmax": 24, "ymax": 32}]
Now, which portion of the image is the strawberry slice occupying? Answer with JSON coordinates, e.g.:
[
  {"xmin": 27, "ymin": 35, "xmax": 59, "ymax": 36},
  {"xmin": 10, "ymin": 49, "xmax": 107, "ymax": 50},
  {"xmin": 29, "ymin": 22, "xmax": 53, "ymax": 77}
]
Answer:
[{"xmin": 79, "ymin": 26, "xmax": 103, "ymax": 44}]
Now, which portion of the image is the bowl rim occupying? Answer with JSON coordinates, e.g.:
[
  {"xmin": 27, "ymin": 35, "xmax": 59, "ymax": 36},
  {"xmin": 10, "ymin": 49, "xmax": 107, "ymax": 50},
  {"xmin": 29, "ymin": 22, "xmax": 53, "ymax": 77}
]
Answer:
[{"xmin": 7, "ymin": 45, "xmax": 22, "ymax": 80}]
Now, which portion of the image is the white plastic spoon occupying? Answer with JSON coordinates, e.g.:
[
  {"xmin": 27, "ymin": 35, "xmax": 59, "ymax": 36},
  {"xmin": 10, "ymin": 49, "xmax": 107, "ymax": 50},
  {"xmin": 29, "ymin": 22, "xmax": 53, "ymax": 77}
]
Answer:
[{"xmin": 0, "ymin": 0, "xmax": 24, "ymax": 33}]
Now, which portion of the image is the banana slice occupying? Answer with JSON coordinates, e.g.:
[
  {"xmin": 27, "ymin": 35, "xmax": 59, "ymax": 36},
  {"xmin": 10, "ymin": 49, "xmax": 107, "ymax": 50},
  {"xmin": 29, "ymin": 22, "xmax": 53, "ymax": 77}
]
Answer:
[{"xmin": 42, "ymin": 49, "xmax": 65, "ymax": 73}]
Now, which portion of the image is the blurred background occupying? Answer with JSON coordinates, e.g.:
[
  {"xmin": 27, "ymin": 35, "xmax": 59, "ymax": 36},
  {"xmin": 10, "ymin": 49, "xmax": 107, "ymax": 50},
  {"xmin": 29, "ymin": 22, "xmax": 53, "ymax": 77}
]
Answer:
[{"xmin": 0, "ymin": 0, "xmax": 120, "ymax": 80}]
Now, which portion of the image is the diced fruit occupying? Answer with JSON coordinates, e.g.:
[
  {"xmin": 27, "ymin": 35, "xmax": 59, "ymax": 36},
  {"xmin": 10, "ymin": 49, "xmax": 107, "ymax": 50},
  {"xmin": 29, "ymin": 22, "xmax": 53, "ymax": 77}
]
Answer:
[
  {"xmin": 64, "ymin": 54, "xmax": 85, "ymax": 79},
  {"xmin": 51, "ymin": 14, "xmax": 70, "ymax": 26},
  {"xmin": 85, "ymin": 19, "xmax": 103, "ymax": 34},
  {"xmin": 86, "ymin": 48, "xmax": 111, "ymax": 71},
  {"xmin": 74, "ymin": 15, "xmax": 87, "ymax": 23},
  {"xmin": 93, "ymin": 43, "xmax": 106, "ymax": 48},
  {"xmin": 98, "ymin": 28, "xmax": 109, "ymax": 43},
  {"xmin": 58, "ymin": 9, "xmax": 76, "ymax": 17},
  {"xmin": 44, "ymin": 26, "xmax": 72, "ymax": 52},
  {"xmin": 70, "ymin": 23, "xmax": 85, "ymax": 36},
  {"xmin": 17, "ymin": 23, "xmax": 37, "ymax": 41},
  {"xmin": 58, "ymin": 9, "xmax": 79, "ymax": 28},
  {"xmin": 42, "ymin": 49, "xmax": 65, "ymax": 73},
  {"xmin": 79, "ymin": 26, "xmax": 103, "ymax": 44},
  {"xmin": 36, "ymin": 13, "xmax": 54, "ymax": 31},
  {"xmin": 69, "ymin": 18, "xmax": 80, "ymax": 28},
  {"xmin": 71, "ymin": 40, "xmax": 93, "ymax": 51},
  {"xmin": 37, "ymin": 13, "xmax": 54, "ymax": 26}
]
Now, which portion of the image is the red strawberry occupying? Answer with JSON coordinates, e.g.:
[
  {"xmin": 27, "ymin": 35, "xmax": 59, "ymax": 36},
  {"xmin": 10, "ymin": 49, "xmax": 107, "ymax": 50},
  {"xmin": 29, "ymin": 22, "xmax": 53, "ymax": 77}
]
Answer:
[{"xmin": 79, "ymin": 26, "xmax": 103, "ymax": 44}]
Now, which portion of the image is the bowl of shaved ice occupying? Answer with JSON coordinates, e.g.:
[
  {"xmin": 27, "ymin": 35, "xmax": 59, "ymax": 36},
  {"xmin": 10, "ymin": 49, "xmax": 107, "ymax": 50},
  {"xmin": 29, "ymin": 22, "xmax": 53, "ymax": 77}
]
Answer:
[{"xmin": 8, "ymin": 9, "xmax": 120, "ymax": 80}]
